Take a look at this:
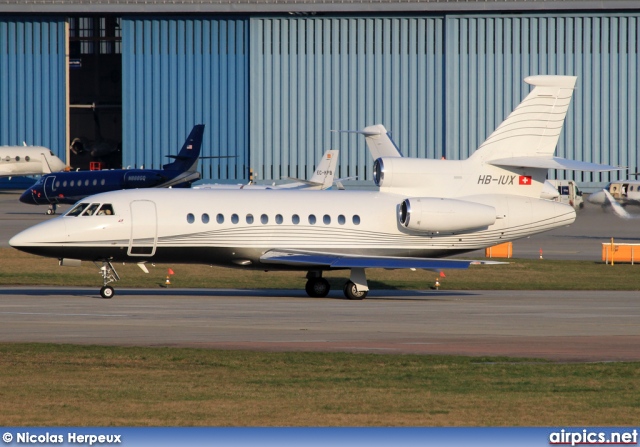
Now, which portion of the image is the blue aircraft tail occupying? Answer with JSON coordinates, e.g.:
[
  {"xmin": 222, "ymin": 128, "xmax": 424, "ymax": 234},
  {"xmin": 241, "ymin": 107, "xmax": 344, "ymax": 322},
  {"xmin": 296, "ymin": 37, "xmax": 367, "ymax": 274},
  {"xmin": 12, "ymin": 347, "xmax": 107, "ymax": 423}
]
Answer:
[{"xmin": 162, "ymin": 124, "xmax": 205, "ymax": 172}]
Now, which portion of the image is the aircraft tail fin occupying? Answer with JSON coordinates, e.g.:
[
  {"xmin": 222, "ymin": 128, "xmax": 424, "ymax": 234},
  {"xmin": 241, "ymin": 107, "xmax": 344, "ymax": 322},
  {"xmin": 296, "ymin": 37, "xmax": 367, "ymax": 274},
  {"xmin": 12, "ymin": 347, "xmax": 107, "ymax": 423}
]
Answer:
[
  {"xmin": 307, "ymin": 150, "xmax": 339, "ymax": 189},
  {"xmin": 163, "ymin": 124, "xmax": 205, "ymax": 172},
  {"xmin": 470, "ymin": 76, "xmax": 577, "ymax": 165},
  {"xmin": 335, "ymin": 125, "xmax": 402, "ymax": 160}
]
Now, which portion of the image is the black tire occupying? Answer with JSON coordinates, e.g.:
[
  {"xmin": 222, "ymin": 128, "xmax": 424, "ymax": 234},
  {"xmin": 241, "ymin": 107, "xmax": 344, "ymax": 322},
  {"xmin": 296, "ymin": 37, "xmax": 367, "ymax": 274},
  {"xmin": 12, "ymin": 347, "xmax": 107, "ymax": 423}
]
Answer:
[
  {"xmin": 343, "ymin": 281, "xmax": 367, "ymax": 300},
  {"xmin": 100, "ymin": 285, "xmax": 114, "ymax": 299},
  {"xmin": 305, "ymin": 278, "xmax": 330, "ymax": 298}
]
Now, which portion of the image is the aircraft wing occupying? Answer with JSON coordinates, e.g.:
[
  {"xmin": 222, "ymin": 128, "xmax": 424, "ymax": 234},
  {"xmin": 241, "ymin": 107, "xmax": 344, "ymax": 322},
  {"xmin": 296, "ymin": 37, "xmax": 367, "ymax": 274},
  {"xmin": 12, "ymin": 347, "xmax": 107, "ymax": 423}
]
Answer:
[
  {"xmin": 260, "ymin": 249, "xmax": 494, "ymax": 270},
  {"xmin": 489, "ymin": 156, "xmax": 623, "ymax": 172}
]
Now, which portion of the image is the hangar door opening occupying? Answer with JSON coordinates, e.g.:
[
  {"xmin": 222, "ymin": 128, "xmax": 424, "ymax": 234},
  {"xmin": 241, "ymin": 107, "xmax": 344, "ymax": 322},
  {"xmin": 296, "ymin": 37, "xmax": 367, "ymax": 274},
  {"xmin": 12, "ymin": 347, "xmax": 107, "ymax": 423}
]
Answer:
[{"xmin": 68, "ymin": 16, "xmax": 122, "ymax": 170}]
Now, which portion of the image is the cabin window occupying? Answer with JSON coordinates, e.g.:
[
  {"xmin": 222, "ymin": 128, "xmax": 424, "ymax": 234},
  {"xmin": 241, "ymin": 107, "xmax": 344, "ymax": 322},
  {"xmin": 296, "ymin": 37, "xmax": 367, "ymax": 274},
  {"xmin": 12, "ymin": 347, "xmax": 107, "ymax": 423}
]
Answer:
[
  {"xmin": 93, "ymin": 179, "xmax": 97, "ymax": 186},
  {"xmin": 202, "ymin": 213, "xmax": 210, "ymax": 224},
  {"xmin": 97, "ymin": 204, "xmax": 114, "ymax": 215},
  {"xmin": 231, "ymin": 214, "xmax": 239, "ymax": 224},
  {"xmin": 261, "ymin": 214, "xmax": 268, "ymax": 224},
  {"xmin": 187, "ymin": 213, "xmax": 195, "ymax": 224},
  {"xmin": 275, "ymin": 214, "xmax": 283, "ymax": 224},
  {"xmin": 25, "ymin": 156, "xmax": 30, "ymax": 162},
  {"xmin": 15, "ymin": 156, "xmax": 20, "ymax": 162},
  {"xmin": 292, "ymin": 214, "xmax": 300, "ymax": 225},
  {"xmin": 216, "ymin": 213, "xmax": 224, "ymax": 224},
  {"xmin": 66, "ymin": 203, "xmax": 89, "ymax": 217},
  {"xmin": 4, "ymin": 156, "xmax": 9, "ymax": 161},
  {"xmin": 352, "ymin": 215, "xmax": 361, "ymax": 225},
  {"xmin": 308, "ymin": 214, "xmax": 317, "ymax": 225},
  {"xmin": 100, "ymin": 179, "xmax": 106, "ymax": 186},
  {"xmin": 63, "ymin": 181, "xmax": 68, "ymax": 187},
  {"xmin": 85, "ymin": 179, "xmax": 89, "ymax": 186},
  {"xmin": 323, "ymin": 215, "xmax": 331, "ymax": 225},
  {"xmin": 246, "ymin": 214, "xmax": 254, "ymax": 224},
  {"xmin": 55, "ymin": 181, "xmax": 60, "ymax": 188},
  {"xmin": 338, "ymin": 215, "xmax": 346, "ymax": 225},
  {"xmin": 70, "ymin": 180, "xmax": 75, "ymax": 187},
  {"xmin": 82, "ymin": 203, "xmax": 100, "ymax": 216}
]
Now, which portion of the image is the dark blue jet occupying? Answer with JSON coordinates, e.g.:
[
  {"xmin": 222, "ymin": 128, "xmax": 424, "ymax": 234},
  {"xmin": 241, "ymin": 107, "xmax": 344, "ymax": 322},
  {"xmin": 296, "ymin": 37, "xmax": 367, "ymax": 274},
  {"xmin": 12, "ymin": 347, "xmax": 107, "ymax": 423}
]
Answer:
[{"xmin": 21, "ymin": 124, "xmax": 206, "ymax": 214}]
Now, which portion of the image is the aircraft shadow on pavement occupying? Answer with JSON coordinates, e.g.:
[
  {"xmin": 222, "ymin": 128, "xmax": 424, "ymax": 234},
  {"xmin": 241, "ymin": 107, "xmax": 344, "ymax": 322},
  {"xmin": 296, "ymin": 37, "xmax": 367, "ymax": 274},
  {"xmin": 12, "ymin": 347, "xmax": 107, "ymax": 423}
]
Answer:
[{"xmin": 0, "ymin": 287, "xmax": 479, "ymax": 301}]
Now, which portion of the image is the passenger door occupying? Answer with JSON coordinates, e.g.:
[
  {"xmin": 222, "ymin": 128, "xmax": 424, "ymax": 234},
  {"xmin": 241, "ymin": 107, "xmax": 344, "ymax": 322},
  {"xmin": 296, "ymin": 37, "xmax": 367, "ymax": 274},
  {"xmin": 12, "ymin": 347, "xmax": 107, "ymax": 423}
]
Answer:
[{"xmin": 128, "ymin": 200, "xmax": 157, "ymax": 256}]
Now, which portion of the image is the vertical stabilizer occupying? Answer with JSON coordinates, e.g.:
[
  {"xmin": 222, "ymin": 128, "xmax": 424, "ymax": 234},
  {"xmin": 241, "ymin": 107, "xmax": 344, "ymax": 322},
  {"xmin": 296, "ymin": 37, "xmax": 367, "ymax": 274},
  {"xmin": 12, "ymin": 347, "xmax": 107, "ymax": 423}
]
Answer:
[
  {"xmin": 360, "ymin": 124, "xmax": 402, "ymax": 159},
  {"xmin": 162, "ymin": 124, "xmax": 205, "ymax": 172},
  {"xmin": 470, "ymin": 76, "xmax": 577, "ymax": 163},
  {"xmin": 308, "ymin": 150, "xmax": 339, "ymax": 189}
]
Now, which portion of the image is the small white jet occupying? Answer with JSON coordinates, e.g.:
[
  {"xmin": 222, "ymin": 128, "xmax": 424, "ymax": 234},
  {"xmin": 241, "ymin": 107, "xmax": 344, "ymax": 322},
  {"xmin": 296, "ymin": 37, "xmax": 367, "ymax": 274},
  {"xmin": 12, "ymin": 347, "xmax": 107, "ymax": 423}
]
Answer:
[
  {"xmin": 0, "ymin": 146, "xmax": 65, "ymax": 177},
  {"xmin": 195, "ymin": 150, "xmax": 339, "ymax": 191},
  {"xmin": 10, "ymin": 75, "xmax": 617, "ymax": 300},
  {"xmin": 587, "ymin": 180, "xmax": 640, "ymax": 207}
]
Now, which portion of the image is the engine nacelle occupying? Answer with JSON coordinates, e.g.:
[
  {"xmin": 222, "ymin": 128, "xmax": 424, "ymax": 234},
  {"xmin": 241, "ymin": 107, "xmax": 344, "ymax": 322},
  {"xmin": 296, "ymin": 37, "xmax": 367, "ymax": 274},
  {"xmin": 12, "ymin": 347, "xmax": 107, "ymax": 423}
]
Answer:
[{"xmin": 399, "ymin": 197, "xmax": 497, "ymax": 233}]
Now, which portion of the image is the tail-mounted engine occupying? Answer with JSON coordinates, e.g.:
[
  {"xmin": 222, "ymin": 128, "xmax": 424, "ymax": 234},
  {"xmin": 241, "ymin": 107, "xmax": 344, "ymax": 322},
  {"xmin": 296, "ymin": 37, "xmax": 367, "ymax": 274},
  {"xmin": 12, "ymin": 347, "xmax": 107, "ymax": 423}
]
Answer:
[{"xmin": 399, "ymin": 197, "xmax": 497, "ymax": 233}]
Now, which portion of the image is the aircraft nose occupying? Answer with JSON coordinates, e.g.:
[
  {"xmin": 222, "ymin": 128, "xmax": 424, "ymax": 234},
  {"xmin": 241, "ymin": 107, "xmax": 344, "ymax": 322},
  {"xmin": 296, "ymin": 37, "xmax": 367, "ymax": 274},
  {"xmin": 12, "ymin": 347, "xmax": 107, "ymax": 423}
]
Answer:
[
  {"xmin": 9, "ymin": 218, "xmax": 67, "ymax": 255},
  {"xmin": 51, "ymin": 156, "xmax": 66, "ymax": 173},
  {"xmin": 587, "ymin": 190, "xmax": 606, "ymax": 205},
  {"xmin": 19, "ymin": 188, "xmax": 39, "ymax": 205}
]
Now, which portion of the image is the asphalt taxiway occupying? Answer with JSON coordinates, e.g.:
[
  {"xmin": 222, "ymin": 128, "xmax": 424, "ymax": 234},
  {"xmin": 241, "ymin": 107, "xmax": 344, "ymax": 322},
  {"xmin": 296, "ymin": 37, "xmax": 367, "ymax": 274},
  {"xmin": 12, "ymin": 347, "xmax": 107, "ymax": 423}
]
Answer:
[
  {"xmin": 1, "ymin": 189, "xmax": 639, "ymax": 362},
  {"xmin": 0, "ymin": 287, "xmax": 638, "ymax": 362}
]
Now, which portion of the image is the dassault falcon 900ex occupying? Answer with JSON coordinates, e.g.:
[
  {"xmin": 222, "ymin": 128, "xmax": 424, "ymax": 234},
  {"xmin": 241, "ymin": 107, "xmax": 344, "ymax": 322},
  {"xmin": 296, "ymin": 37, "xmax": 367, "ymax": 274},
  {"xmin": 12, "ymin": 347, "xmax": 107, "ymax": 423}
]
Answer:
[{"xmin": 10, "ymin": 76, "xmax": 618, "ymax": 299}]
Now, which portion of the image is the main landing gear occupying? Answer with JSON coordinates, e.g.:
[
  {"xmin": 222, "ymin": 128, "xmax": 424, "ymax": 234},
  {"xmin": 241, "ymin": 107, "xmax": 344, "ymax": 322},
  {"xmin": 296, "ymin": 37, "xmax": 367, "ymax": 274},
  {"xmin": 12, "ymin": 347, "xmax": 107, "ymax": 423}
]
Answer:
[
  {"xmin": 305, "ymin": 268, "xmax": 369, "ymax": 300},
  {"xmin": 96, "ymin": 260, "xmax": 120, "ymax": 299},
  {"xmin": 46, "ymin": 204, "xmax": 57, "ymax": 215}
]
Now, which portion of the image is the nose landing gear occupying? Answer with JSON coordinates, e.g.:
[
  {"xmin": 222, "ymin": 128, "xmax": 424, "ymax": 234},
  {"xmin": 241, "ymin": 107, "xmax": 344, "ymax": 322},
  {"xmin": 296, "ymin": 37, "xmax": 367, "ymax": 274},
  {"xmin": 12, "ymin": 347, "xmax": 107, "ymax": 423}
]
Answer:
[{"xmin": 96, "ymin": 260, "xmax": 120, "ymax": 299}]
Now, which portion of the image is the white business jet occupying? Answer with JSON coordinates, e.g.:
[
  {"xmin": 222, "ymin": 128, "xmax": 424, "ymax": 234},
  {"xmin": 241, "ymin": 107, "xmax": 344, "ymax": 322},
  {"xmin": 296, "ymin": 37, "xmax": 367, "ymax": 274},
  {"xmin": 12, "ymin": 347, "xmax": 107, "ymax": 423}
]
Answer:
[
  {"xmin": 10, "ymin": 76, "xmax": 617, "ymax": 299},
  {"xmin": 195, "ymin": 150, "xmax": 339, "ymax": 190},
  {"xmin": 0, "ymin": 145, "xmax": 65, "ymax": 177}
]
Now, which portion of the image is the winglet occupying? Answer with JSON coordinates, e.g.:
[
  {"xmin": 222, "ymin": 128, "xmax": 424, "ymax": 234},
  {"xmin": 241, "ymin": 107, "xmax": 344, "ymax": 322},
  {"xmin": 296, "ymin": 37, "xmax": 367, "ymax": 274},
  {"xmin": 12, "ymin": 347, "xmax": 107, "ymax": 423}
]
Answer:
[{"xmin": 603, "ymin": 189, "xmax": 636, "ymax": 219}]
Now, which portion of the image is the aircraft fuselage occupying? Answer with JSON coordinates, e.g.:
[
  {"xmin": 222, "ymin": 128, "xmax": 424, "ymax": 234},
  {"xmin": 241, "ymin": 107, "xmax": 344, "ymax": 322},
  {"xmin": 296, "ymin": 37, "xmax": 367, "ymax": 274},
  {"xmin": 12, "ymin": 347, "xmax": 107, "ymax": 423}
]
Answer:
[{"xmin": 11, "ymin": 188, "xmax": 576, "ymax": 269}]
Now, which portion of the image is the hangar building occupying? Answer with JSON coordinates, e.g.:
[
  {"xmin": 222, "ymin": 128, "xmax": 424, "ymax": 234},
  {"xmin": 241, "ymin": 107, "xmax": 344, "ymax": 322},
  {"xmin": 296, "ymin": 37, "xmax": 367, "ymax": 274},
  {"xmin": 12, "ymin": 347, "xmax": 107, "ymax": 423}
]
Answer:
[{"xmin": 1, "ymin": 1, "xmax": 639, "ymax": 189}]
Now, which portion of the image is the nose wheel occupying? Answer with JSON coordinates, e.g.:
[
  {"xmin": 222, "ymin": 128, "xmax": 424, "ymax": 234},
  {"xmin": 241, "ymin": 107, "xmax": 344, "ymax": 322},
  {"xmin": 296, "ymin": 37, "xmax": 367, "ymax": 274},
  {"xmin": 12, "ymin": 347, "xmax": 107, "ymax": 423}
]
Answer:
[
  {"xmin": 100, "ymin": 285, "xmax": 114, "ymax": 299},
  {"xmin": 46, "ymin": 204, "xmax": 57, "ymax": 215},
  {"xmin": 96, "ymin": 260, "xmax": 119, "ymax": 299}
]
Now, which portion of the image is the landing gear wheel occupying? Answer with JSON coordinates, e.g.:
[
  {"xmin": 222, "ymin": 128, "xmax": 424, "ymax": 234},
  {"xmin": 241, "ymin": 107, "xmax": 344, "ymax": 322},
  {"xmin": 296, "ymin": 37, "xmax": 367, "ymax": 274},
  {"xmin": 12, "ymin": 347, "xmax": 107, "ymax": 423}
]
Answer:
[
  {"xmin": 305, "ymin": 278, "xmax": 330, "ymax": 298},
  {"xmin": 343, "ymin": 281, "xmax": 367, "ymax": 300},
  {"xmin": 46, "ymin": 209, "xmax": 54, "ymax": 215},
  {"xmin": 100, "ymin": 285, "xmax": 114, "ymax": 299}
]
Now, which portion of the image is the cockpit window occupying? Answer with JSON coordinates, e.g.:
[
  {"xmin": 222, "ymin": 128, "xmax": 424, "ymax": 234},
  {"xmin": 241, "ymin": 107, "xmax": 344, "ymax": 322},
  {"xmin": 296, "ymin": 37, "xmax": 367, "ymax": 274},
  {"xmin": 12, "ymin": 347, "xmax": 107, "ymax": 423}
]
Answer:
[
  {"xmin": 66, "ymin": 203, "xmax": 89, "ymax": 217},
  {"xmin": 97, "ymin": 204, "xmax": 114, "ymax": 215},
  {"xmin": 82, "ymin": 203, "xmax": 100, "ymax": 216}
]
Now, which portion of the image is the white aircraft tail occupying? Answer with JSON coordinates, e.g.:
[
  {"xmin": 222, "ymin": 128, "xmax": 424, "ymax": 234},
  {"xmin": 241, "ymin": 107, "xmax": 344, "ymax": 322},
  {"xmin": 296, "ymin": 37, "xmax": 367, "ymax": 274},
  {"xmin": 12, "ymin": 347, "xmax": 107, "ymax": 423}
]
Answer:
[
  {"xmin": 307, "ymin": 150, "xmax": 339, "ymax": 189},
  {"xmin": 335, "ymin": 125, "xmax": 402, "ymax": 160},
  {"xmin": 470, "ymin": 75, "xmax": 577, "ymax": 166}
]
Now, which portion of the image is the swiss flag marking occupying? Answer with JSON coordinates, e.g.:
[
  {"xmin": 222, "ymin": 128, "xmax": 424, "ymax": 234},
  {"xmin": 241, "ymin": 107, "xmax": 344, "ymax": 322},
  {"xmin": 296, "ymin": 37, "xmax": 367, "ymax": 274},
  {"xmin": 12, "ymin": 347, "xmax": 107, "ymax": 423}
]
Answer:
[{"xmin": 519, "ymin": 175, "xmax": 532, "ymax": 185}]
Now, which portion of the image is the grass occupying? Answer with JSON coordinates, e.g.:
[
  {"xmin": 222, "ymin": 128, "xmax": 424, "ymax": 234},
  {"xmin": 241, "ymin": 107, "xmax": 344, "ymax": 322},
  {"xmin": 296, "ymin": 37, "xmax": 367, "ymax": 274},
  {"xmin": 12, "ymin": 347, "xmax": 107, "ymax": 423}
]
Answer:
[
  {"xmin": 1, "ymin": 343, "xmax": 639, "ymax": 426},
  {"xmin": 2, "ymin": 248, "xmax": 640, "ymax": 291}
]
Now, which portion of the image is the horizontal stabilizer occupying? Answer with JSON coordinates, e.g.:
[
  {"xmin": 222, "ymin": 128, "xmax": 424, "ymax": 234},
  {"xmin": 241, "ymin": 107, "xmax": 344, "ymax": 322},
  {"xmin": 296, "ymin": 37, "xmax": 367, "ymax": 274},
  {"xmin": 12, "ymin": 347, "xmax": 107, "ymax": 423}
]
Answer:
[
  {"xmin": 261, "ymin": 249, "xmax": 484, "ymax": 270},
  {"xmin": 285, "ymin": 177, "xmax": 322, "ymax": 187},
  {"xmin": 334, "ymin": 125, "xmax": 402, "ymax": 159},
  {"xmin": 489, "ymin": 156, "xmax": 623, "ymax": 172}
]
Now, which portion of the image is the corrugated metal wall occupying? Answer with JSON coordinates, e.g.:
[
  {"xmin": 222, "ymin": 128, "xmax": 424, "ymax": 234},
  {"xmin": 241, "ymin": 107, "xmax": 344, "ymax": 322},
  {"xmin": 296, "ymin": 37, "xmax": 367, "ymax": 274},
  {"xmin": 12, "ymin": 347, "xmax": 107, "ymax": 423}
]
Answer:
[
  {"xmin": 250, "ymin": 17, "xmax": 445, "ymax": 181},
  {"xmin": 445, "ymin": 14, "xmax": 640, "ymax": 187},
  {"xmin": 0, "ymin": 17, "xmax": 66, "ymax": 154},
  {"xmin": 121, "ymin": 17, "xmax": 248, "ymax": 179}
]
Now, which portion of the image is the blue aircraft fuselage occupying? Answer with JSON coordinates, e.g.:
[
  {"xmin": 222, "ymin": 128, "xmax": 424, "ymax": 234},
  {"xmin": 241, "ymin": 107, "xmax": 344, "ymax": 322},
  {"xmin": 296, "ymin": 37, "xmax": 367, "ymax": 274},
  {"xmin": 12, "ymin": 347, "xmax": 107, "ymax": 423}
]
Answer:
[
  {"xmin": 21, "ymin": 168, "xmax": 199, "ymax": 206},
  {"xmin": 19, "ymin": 124, "xmax": 206, "ymax": 213}
]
